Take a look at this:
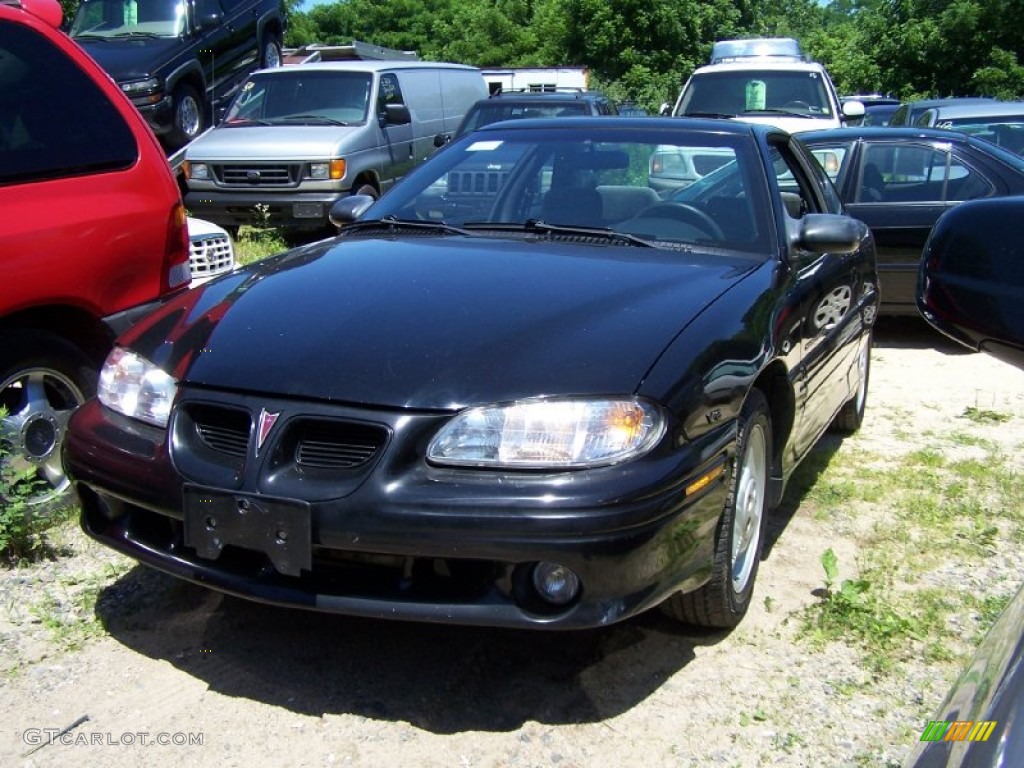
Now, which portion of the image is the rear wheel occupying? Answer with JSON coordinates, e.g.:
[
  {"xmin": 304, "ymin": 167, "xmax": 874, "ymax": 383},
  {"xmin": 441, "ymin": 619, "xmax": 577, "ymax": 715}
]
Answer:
[
  {"xmin": 662, "ymin": 389, "xmax": 771, "ymax": 628},
  {"xmin": 1, "ymin": 333, "xmax": 97, "ymax": 509},
  {"xmin": 260, "ymin": 34, "xmax": 282, "ymax": 68}
]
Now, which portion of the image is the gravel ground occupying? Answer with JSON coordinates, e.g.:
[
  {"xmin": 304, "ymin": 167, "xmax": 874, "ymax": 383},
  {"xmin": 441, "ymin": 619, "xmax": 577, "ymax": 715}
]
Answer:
[{"xmin": 2, "ymin": 317, "xmax": 1024, "ymax": 768}]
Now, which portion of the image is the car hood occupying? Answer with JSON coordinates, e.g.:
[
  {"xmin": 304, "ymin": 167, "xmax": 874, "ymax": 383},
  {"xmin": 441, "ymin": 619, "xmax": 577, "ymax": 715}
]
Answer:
[
  {"xmin": 120, "ymin": 235, "xmax": 757, "ymax": 410},
  {"xmin": 74, "ymin": 36, "xmax": 183, "ymax": 82},
  {"xmin": 185, "ymin": 125, "xmax": 366, "ymax": 160}
]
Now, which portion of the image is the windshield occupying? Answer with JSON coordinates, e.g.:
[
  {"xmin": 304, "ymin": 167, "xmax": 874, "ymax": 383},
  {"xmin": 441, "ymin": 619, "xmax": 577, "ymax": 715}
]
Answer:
[
  {"xmin": 365, "ymin": 125, "xmax": 773, "ymax": 254},
  {"xmin": 456, "ymin": 102, "xmax": 588, "ymax": 137},
  {"xmin": 680, "ymin": 70, "xmax": 834, "ymax": 119},
  {"xmin": 224, "ymin": 71, "xmax": 373, "ymax": 126},
  {"xmin": 70, "ymin": 0, "xmax": 187, "ymax": 37}
]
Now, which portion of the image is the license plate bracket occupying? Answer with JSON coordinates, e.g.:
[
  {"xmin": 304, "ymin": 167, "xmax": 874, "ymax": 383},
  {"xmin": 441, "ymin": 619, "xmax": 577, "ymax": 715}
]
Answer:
[
  {"xmin": 183, "ymin": 486, "xmax": 311, "ymax": 576},
  {"xmin": 292, "ymin": 202, "xmax": 324, "ymax": 219}
]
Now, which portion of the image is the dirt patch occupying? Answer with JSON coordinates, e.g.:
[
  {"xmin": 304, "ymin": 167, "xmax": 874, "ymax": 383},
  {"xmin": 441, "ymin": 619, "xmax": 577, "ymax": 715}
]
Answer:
[{"xmin": 3, "ymin": 317, "xmax": 1024, "ymax": 767}]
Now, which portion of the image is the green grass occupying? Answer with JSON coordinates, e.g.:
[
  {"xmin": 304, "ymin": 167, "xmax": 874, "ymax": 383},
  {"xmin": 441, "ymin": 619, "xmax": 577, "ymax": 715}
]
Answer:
[{"xmin": 798, "ymin": 426, "xmax": 1023, "ymax": 675}]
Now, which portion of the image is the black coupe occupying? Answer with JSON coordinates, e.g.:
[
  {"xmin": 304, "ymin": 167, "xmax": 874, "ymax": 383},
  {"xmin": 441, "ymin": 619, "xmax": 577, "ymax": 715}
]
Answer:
[{"xmin": 65, "ymin": 118, "xmax": 878, "ymax": 630}]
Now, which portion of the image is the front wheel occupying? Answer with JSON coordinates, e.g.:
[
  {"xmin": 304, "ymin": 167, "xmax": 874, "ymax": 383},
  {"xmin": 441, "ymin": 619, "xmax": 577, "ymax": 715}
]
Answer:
[
  {"xmin": 662, "ymin": 389, "xmax": 771, "ymax": 628},
  {"xmin": 1, "ymin": 333, "xmax": 97, "ymax": 509},
  {"xmin": 831, "ymin": 334, "xmax": 872, "ymax": 434},
  {"xmin": 168, "ymin": 83, "xmax": 204, "ymax": 149}
]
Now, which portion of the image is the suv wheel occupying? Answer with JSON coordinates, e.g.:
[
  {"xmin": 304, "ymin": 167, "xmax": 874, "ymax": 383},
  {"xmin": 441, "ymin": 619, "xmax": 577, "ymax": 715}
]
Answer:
[
  {"xmin": 1, "ymin": 333, "xmax": 96, "ymax": 508},
  {"xmin": 261, "ymin": 35, "xmax": 282, "ymax": 68},
  {"xmin": 170, "ymin": 83, "xmax": 204, "ymax": 148}
]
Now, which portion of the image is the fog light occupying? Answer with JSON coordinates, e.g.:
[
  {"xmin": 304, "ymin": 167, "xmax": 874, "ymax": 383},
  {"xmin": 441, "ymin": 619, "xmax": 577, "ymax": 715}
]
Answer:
[{"xmin": 531, "ymin": 562, "xmax": 580, "ymax": 606}]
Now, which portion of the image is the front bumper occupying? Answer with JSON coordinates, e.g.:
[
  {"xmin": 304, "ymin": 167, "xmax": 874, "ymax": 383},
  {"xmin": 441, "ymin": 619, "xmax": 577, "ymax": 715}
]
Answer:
[
  {"xmin": 184, "ymin": 190, "xmax": 345, "ymax": 231},
  {"xmin": 66, "ymin": 390, "xmax": 734, "ymax": 629}
]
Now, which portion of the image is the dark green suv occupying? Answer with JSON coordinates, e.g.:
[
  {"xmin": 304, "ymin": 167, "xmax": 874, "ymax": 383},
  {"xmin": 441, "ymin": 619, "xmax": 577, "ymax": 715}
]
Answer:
[{"xmin": 69, "ymin": 0, "xmax": 287, "ymax": 149}]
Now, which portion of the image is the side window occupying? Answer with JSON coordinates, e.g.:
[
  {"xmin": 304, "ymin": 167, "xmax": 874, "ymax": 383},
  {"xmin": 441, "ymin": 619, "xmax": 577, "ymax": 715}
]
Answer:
[
  {"xmin": 864, "ymin": 143, "xmax": 965, "ymax": 203},
  {"xmin": 0, "ymin": 21, "xmax": 136, "ymax": 186},
  {"xmin": 769, "ymin": 143, "xmax": 824, "ymax": 219},
  {"xmin": 377, "ymin": 73, "xmax": 405, "ymax": 116},
  {"xmin": 946, "ymin": 155, "xmax": 994, "ymax": 201}
]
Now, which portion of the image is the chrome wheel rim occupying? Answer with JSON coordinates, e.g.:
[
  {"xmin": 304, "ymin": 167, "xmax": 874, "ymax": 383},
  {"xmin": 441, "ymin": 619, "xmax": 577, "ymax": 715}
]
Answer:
[
  {"xmin": 1, "ymin": 367, "xmax": 85, "ymax": 506},
  {"xmin": 264, "ymin": 42, "xmax": 282, "ymax": 68},
  {"xmin": 178, "ymin": 95, "xmax": 202, "ymax": 140},
  {"xmin": 731, "ymin": 422, "xmax": 767, "ymax": 594}
]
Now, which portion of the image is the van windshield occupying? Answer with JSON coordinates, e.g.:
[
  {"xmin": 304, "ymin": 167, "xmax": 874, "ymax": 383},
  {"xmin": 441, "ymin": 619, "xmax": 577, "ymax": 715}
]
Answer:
[
  {"xmin": 224, "ymin": 72, "xmax": 374, "ymax": 127},
  {"xmin": 70, "ymin": 0, "xmax": 187, "ymax": 38}
]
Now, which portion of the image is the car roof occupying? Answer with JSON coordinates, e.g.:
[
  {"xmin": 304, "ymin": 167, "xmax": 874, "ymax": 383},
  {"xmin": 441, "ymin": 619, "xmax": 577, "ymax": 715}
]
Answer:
[
  {"xmin": 253, "ymin": 60, "xmax": 481, "ymax": 74},
  {"xmin": 485, "ymin": 90, "xmax": 607, "ymax": 102},
  {"xmin": 901, "ymin": 97, "xmax": 998, "ymax": 109},
  {"xmin": 920, "ymin": 101, "xmax": 1024, "ymax": 118},
  {"xmin": 798, "ymin": 125, "xmax": 983, "ymax": 143},
  {"xmin": 472, "ymin": 115, "xmax": 767, "ymax": 138},
  {"xmin": 692, "ymin": 60, "xmax": 827, "ymax": 75}
]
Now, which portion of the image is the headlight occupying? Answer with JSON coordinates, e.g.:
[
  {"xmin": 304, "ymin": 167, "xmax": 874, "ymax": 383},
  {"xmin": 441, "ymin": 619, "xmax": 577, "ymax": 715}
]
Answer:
[
  {"xmin": 307, "ymin": 160, "xmax": 346, "ymax": 180},
  {"xmin": 427, "ymin": 398, "xmax": 665, "ymax": 468},
  {"xmin": 97, "ymin": 348, "xmax": 177, "ymax": 428},
  {"xmin": 187, "ymin": 162, "xmax": 209, "ymax": 181}
]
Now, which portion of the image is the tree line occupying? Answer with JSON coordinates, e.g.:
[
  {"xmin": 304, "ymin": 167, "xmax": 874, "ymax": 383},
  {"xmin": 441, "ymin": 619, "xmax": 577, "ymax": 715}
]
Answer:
[
  {"xmin": 53, "ymin": 0, "xmax": 1024, "ymax": 111},
  {"xmin": 283, "ymin": 0, "xmax": 1024, "ymax": 111}
]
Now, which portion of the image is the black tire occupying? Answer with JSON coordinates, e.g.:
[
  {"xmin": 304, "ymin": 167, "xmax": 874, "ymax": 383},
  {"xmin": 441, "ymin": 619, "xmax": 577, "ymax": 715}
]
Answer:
[
  {"xmin": 662, "ymin": 389, "xmax": 771, "ymax": 628},
  {"xmin": 354, "ymin": 183, "xmax": 379, "ymax": 199},
  {"xmin": 0, "ymin": 332, "xmax": 98, "ymax": 508},
  {"xmin": 168, "ymin": 83, "xmax": 204, "ymax": 149},
  {"xmin": 260, "ymin": 34, "xmax": 282, "ymax": 68},
  {"xmin": 832, "ymin": 334, "xmax": 872, "ymax": 434}
]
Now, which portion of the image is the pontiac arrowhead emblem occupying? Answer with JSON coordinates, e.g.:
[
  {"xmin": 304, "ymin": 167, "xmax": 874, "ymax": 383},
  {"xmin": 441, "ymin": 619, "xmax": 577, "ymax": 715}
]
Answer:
[{"xmin": 255, "ymin": 408, "xmax": 280, "ymax": 456}]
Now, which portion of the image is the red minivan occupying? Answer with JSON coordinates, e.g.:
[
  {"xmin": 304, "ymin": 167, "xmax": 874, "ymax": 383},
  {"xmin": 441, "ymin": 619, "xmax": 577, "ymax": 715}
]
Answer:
[{"xmin": 0, "ymin": 0, "xmax": 192, "ymax": 504}]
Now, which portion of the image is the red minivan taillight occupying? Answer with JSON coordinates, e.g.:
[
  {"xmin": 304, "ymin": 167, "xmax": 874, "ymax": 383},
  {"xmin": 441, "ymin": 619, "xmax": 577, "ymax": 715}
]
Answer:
[{"xmin": 163, "ymin": 201, "xmax": 192, "ymax": 293}]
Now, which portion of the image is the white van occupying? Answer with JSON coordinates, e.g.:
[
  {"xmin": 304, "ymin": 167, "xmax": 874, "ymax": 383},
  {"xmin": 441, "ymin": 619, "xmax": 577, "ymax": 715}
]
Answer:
[{"xmin": 182, "ymin": 61, "xmax": 487, "ymax": 232}]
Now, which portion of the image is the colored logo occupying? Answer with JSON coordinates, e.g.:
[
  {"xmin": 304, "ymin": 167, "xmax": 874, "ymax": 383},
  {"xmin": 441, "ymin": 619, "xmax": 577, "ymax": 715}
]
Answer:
[{"xmin": 920, "ymin": 720, "xmax": 997, "ymax": 743}]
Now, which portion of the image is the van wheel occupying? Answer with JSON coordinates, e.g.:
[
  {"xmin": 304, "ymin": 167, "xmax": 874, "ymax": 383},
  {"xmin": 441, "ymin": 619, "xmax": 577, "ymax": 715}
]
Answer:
[
  {"xmin": 354, "ymin": 184, "xmax": 379, "ymax": 200},
  {"xmin": 0, "ymin": 333, "xmax": 97, "ymax": 509},
  {"xmin": 661, "ymin": 389, "xmax": 771, "ymax": 628},
  {"xmin": 261, "ymin": 35, "xmax": 282, "ymax": 68},
  {"xmin": 169, "ymin": 84, "xmax": 204, "ymax": 148}
]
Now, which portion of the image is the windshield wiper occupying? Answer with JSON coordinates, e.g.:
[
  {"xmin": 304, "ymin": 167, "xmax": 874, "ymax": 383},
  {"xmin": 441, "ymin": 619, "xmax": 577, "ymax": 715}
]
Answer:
[
  {"xmin": 109, "ymin": 31, "xmax": 162, "ymax": 39},
  {"xmin": 341, "ymin": 216, "xmax": 471, "ymax": 236},
  {"xmin": 742, "ymin": 108, "xmax": 815, "ymax": 119},
  {"xmin": 682, "ymin": 111, "xmax": 739, "ymax": 120},
  {"xmin": 282, "ymin": 115, "xmax": 349, "ymax": 126},
  {"xmin": 461, "ymin": 220, "xmax": 655, "ymax": 247}
]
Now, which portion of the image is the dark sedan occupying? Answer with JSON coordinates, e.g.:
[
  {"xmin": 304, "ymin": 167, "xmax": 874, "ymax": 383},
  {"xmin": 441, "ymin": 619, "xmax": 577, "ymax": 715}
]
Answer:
[
  {"xmin": 65, "ymin": 118, "xmax": 878, "ymax": 630},
  {"xmin": 800, "ymin": 126, "xmax": 1024, "ymax": 315}
]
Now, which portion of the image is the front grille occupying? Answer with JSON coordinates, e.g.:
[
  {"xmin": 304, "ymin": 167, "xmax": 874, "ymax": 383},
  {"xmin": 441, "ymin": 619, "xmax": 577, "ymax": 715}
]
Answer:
[
  {"xmin": 448, "ymin": 170, "xmax": 508, "ymax": 195},
  {"xmin": 192, "ymin": 406, "xmax": 251, "ymax": 458},
  {"xmin": 289, "ymin": 420, "xmax": 387, "ymax": 469},
  {"xmin": 189, "ymin": 234, "xmax": 234, "ymax": 277},
  {"xmin": 215, "ymin": 164, "xmax": 300, "ymax": 187}
]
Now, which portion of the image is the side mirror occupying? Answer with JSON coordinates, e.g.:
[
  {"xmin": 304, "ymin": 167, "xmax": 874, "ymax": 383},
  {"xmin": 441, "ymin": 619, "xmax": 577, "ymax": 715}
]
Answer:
[
  {"xmin": 382, "ymin": 103, "xmax": 412, "ymax": 126},
  {"xmin": 842, "ymin": 100, "xmax": 865, "ymax": 120},
  {"xmin": 329, "ymin": 195, "xmax": 376, "ymax": 227},
  {"xmin": 659, "ymin": 102, "xmax": 672, "ymax": 116},
  {"xmin": 792, "ymin": 213, "xmax": 869, "ymax": 256},
  {"xmin": 433, "ymin": 133, "xmax": 450, "ymax": 148},
  {"xmin": 918, "ymin": 198, "xmax": 1024, "ymax": 369},
  {"xmin": 197, "ymin": 12, "xmax": 222, "ymax": 30}
]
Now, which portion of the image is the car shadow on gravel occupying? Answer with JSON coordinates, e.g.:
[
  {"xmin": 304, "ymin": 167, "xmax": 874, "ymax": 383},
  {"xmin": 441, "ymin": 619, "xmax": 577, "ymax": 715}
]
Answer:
[
  {"xmin": 93, "ymin": 567, "xmax": 727, "ymax": 732},
  {"xmin": 872, "ymin": 314, "xmax": 971, "ymax": 353}
]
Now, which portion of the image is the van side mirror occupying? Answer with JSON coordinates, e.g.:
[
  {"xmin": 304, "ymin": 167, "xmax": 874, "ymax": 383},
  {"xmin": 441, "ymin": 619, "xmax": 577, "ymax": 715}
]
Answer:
[
  {"xmin": 433, "ymin": 133, "xmax": 451, "ymax": 148},
  {"xmin": 382, "ymin": 103, "xmax": 412, "ymax": 126},
  {"xmin": 918, "ymin": 198, "xmax": 1024, "ymax": 369},
  {"xmin": 659, "ymin": 103, "xmax": 672, "ymax": 116}
]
